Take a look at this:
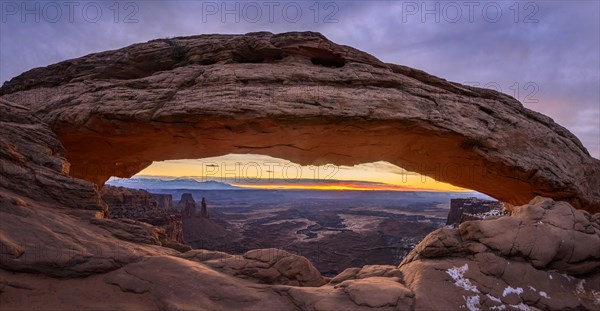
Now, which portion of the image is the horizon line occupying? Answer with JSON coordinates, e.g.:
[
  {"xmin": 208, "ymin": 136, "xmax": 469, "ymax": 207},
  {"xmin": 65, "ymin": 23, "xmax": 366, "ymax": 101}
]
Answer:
[{"xmin": 111, "ymin": 175, "xmax": 475, "ymax": 193}]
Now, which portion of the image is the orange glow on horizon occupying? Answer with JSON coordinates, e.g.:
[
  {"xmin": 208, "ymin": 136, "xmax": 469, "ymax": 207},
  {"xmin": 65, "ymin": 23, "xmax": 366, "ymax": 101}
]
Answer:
[
  {"xmin": 232, "ymin": 182, "xmax": 471, "ymax": 192},
  {"xmin": 137, "ymin": 155, "xmax": 472, "ymax": 192}
]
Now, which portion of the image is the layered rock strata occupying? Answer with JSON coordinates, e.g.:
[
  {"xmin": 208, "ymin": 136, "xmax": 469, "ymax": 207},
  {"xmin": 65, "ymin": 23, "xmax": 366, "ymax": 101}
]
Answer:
[
  {"xmin": 100, "ymin": 185, "xmax": 184, "ymax": 243},
  {"xmin": 1, "ymin": 32, "xmax": 599, "ymax": 212}
]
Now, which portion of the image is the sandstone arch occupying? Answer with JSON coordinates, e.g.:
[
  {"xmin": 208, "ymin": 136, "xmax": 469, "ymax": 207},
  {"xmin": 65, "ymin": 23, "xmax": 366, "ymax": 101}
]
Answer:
[{"xmin": 1, "ymin": 32, "xmax": 599, "ymax": 213}]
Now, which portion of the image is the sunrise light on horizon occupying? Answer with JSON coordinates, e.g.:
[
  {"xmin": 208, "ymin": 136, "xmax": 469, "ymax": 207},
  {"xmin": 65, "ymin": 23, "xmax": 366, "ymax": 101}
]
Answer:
[{"xmin": 135, "ymin": 154, "xmax": 470, "ymax": 192}]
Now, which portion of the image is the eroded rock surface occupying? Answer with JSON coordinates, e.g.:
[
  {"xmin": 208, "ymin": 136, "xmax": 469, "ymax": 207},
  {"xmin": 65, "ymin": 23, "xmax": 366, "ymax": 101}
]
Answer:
[
  {"xmin": 330, "ymin": 265, "xmax": 403, "ymax": 284},
  {"xmin": 0, "ymin": 99, "xmax": 104, "ymax": 212},
  {"xmin": 1, "ymin": 32, "xmax": 599, "ymax": 212},
  {"xmin": 0, "ymin": 101, "xmax": 178, "ymax": 277},
  {"xmin": 400, "ymin": 196, "xmax": 600, "ymax": 310},
  {"xmin": 101, "ymin": 185, "xmax": 184, "ymax": 244},
  {"xmin": 176, "ymin": 193, "xmax": 196, "ymax": 217},
  {"xmin": 180, "ymin": 248, "xmax": 327, "ymax": 287}
]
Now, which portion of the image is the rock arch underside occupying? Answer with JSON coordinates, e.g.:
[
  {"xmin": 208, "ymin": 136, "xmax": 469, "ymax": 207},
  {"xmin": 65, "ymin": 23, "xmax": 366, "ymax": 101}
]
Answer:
[
  {"xmin": 1, "ymin": 32, "xmax": 599, "ymax": 310},
  {"xmin": 1, "ymin": 31, "xmax": 599, "ymax": 213}
]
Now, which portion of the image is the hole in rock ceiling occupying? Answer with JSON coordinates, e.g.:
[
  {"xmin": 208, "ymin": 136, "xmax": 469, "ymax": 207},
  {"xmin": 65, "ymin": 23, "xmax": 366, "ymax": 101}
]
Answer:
[
  {"xmin": 102, "ymin": 154, "xmax": 501, "ymax": 277},
  {"xmin": 310, "ymin": 56, "xmax": 346, "ymax": 68}
]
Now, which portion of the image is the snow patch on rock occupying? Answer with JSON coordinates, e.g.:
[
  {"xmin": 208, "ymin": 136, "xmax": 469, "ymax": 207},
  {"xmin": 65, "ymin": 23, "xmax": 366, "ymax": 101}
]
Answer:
[
  {"xmin": 486, "ymin": 294, "xmax": 502, "ymax": 303},
  {"xmin": 509, "ymin": 303, "xmax": 532, "ymax": 311},
  {"xmin": 575, "ymin": 280, "xmax": 586, "ymax": 296},
  {"xmin": 464, "ymin": 295, "xmax": 481, "ymax": 311},
  {"xmin": 592, "ymin": 290, "xmax": 600, "ymax": 305},
  {"xmin": 446, "ymin": 264, "xmax": 480, "ymax": 293},
  {"xmin": 502, "ymin": 286, "xmax": 523, "ymax": 297}
]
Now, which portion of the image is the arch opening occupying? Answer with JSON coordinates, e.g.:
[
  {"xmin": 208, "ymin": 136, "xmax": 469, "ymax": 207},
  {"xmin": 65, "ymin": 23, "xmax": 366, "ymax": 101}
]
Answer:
[
  {"xmin": 60, "ymin": 117, "xmax": 542, "ymax": 209},
  {"xmin": 101, "ymin": 154, "xmax": 501, "ymax": 276}
]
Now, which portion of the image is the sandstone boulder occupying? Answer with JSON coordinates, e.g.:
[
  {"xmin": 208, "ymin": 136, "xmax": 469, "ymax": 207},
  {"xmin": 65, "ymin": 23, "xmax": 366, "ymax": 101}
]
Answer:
[
  {"xmin": 330, "ymin": 265, "xmax": 403, "ymax": 284},
  {"xmin": 102, "ymin": 255, "xmax": 295, "ymax": 311},
  {"xmin": 400, "ymin": 196, "xmax": 600, "ymax": 311},
  {"xmin": 180, "ymin": 248, "xmax": 326, "ymax": 287},
  {"xmin": 339, "ymin": 277, "xmax": 414, "ymax": 309}
]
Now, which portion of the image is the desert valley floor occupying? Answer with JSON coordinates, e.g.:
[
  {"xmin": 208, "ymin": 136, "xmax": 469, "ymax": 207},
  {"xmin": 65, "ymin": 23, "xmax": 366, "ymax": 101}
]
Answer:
[{"xmin": 138, "ymin": 189, "xmax": 457, "ymax": 276}]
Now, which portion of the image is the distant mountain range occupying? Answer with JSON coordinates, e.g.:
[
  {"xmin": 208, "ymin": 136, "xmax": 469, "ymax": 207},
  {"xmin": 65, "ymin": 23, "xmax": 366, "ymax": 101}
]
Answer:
[
  {"xmin": 105, "ymin": 176, "xmax": 495, "ymax": 202},
  {"xmin": 106, "ymin": 177, "xmax": 242, "ymax": 190}
]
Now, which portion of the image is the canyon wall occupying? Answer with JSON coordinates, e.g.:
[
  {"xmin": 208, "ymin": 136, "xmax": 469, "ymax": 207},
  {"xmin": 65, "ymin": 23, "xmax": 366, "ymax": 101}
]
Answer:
[{"xmin": 100, "ymin": 185, "xmax": 184, "ymax": 243}]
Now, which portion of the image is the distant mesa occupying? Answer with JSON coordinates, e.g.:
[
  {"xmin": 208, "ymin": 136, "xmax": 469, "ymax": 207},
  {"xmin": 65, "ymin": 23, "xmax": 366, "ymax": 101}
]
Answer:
[
  {"xmin": 106, "ymin": 177, "xmax": 242, "ymax": 190},
  {"xmin": 177, "ymin": 193, "xmax": 197, "ymax": 217},
  {"xmin": 99, "ymin": 185, "xmax": 188, "ymax": 250},
  {"xmin": 175, "ymin": 194, "xmax": 232, "ymax": 249},
  {"xmin": 176, "ymin": 193, "xmax": 210, "ymax": 219}
]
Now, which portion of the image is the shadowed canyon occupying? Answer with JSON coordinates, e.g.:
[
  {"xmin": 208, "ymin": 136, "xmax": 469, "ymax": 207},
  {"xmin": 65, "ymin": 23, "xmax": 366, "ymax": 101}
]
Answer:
[{"xmin": 1, "ymin": 32, "xmax": 599, "ymax": 310}]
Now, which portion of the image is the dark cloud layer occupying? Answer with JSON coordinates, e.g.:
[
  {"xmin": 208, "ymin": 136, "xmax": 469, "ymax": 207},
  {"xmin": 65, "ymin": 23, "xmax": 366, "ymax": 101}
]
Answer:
[{"xmin": 1, "ymin": 0, "xmax": 598, "ymax": 158}]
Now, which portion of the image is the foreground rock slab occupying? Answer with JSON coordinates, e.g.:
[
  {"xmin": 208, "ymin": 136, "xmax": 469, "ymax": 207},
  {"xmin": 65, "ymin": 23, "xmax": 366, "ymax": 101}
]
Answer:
[{"xmin": 180, "ymin": 248, "xmax": 326, "ymax": 287}]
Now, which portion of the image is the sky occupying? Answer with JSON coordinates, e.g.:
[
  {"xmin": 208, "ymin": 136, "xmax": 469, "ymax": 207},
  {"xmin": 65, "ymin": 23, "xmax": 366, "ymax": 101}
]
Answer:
[
  {"xmin": 1, "ymin": 1, "xmax": 598, "ymax": 191},
  {"xmin": 136, "ymin": 155, "xmax": 469, "ymax": 191}
]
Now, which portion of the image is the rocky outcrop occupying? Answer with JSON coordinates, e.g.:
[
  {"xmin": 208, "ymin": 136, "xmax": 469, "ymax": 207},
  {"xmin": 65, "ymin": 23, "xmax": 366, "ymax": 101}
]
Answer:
[
  {"xmin": 100, "ymin": 185, "xmax": 184, "ymax": 244},
  {"xmin": 176, "ymin": 194, "xmax": 227, "ymax": 249},
  {"xmin": 1, "ymin": 32, "xmax": 599, "ymax": 213},
  {"xmin": 176, "ymin": 193, "xmax": 196, "ymax": 217},
  {"xmin": 399, "ymin": 196, "xmax": 600, "ymax": 310},
  {"xmin": 180, "ymin": 248, "xmax": 326, "ymax": 287},
  {"xmin": 0, "ymin": 101, "xmax": 178, "ymax": 277},
  {"xmin": 181, "ymin": 214, "xmax": 233, "ymax": 251},
  {"xmin": 100, "ymin": 186, "xmax": 174, "ymax": 211},
  {"xmin": 176, "ymin": 194, "xmax": 210, "ymax": 219},
  {"xmin": 200, "ymin": 197, "xmax": 209, "ymax": 219},
  {"xmin": 0, "ymin": 99, "xmax": 105, "ymax": 212}
]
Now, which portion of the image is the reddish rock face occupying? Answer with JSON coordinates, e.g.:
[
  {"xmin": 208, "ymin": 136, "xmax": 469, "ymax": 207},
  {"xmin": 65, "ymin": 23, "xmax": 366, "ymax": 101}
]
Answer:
[
  {"xmin": 180, "ymin": 248, "xmax": 327, "ymax": 287},
  {"xmin": 100, "ymin": 185, "xmax": 184, "ymax": 243},
  {"xmin": 0, "ymin": 100, "xmax": 180, "ymax": 278},
  {"xmin": 1, "ymin": 32, "xmax": 599, "ymax": 213},
  {"xmin": 0, "ymin": 99, "xmax": 105, "ymax": 212}
]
